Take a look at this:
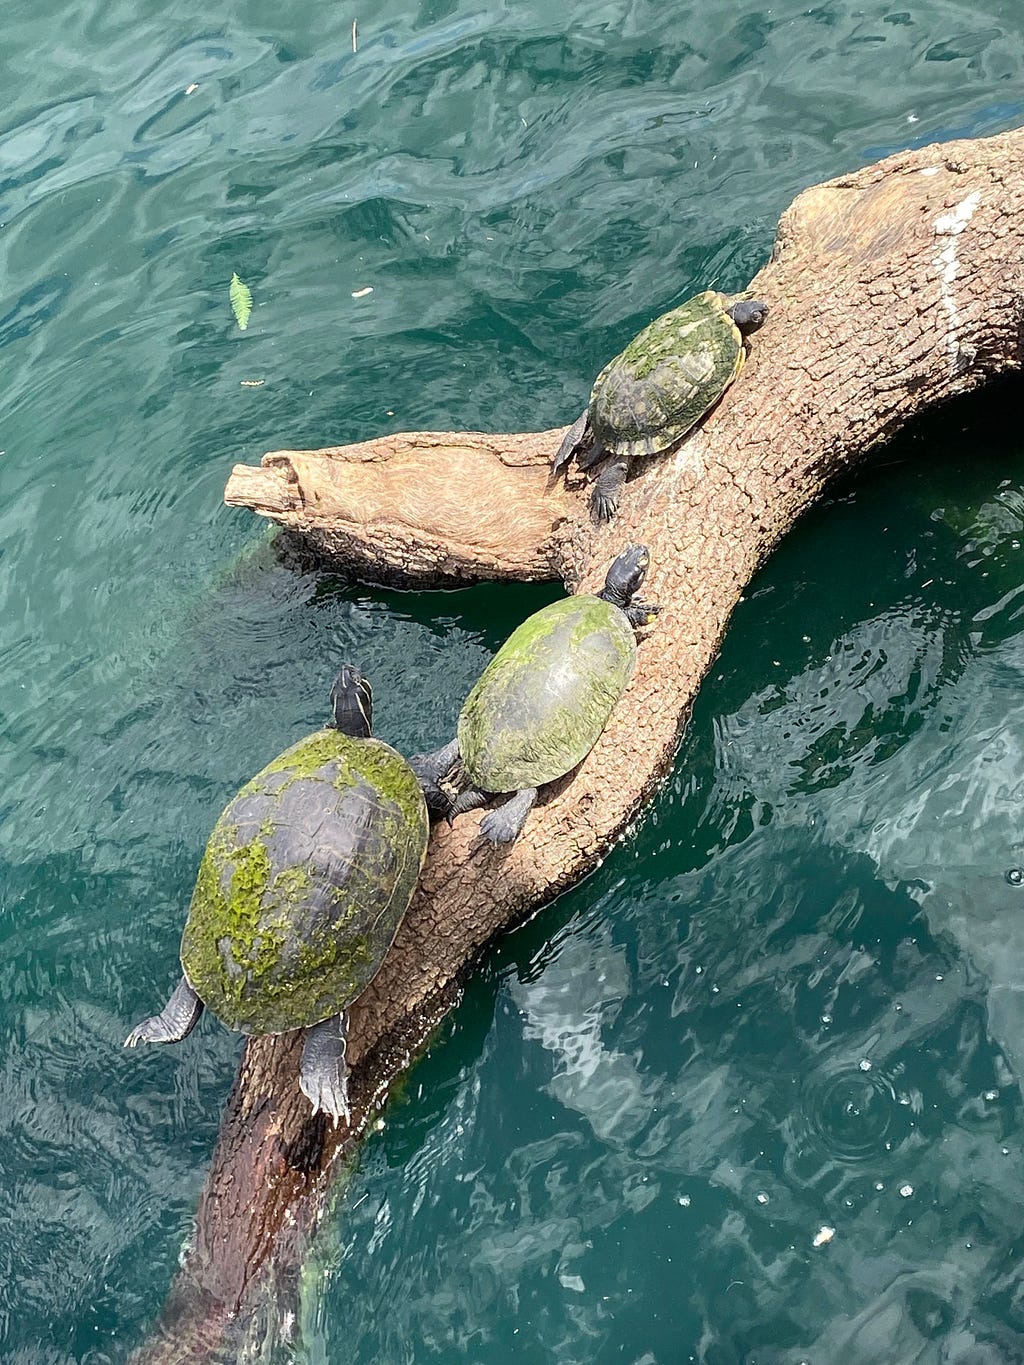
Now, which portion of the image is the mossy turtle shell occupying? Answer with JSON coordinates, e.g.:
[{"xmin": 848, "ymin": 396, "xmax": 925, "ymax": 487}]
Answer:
[
  {"xmin": 457, "ymin": 595, "xmax": 636, "ymax": 793},
  {"xmin": 179, "ymin": 729, "xmax": 429, "ymax": 1036},
  {"xmin": 590, "ymin": 290, "xmax": 744, "ymax": 461}
]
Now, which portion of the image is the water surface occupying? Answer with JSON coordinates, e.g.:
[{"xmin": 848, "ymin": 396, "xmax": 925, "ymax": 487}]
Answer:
[{"xmin": 3, "ymin": 0, "xmax": 1024, "ymax": 1360}]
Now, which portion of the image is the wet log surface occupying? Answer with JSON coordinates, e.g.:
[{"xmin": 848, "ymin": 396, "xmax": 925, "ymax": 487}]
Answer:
[{"xmin": 137, "ymin": 128, "xmax": 1024, "ymax": 1362}]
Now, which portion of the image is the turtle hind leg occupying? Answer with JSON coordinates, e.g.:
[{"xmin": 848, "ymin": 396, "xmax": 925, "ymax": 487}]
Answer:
[
  {"xmin": 124, "ymin": 976, "xmax": 204, "ymax": 1047},
  {"xmin": 479, "ymin": 787, "xmax": 538, "ymax": 845},
  {"xmin": 299, "ymin": 1011, "xmax": 350, "ymax": 1126},
  {"xmin": 409, "ymin": 738, "xmax": 461, "ymax": 817},
  {"xmin": 591, "ymin": 456, "xmax": 629, "ymax": 522},
  {"xmin": 552, "ymin": 409, "xmax": 590, "ymax": 477},
  {"xmin": 575, "ymin": 438, "xmax": 608, "ymax": 472},
  {"xmin": 447, "ymin": 785, "xmax": 489, "ymax": 824}
]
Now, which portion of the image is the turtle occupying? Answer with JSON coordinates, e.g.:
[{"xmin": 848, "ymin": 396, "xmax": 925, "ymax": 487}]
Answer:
[
  {"xmin": 553, "ymin": 290, "xmax": 768, "ymax": 521},
  {"xmin": 411, "ymin": 544, "xmax": 658, "ymax": 846},
  {"xmin": 124, "ymin": 664, "xmax": 429, "ymax": 1125}
]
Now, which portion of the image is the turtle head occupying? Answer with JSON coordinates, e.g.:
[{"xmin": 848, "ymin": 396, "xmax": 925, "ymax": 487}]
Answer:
[
  {"xmin": 330, "ymin": 664, "xmax": 373, "ymax": 738},
  {"xmin": 600, "ymin": 544, "xmax": 650, "ymax": 609},
  {"xmin": 726, "ymin": 298, "xmax": 768, "ymax": 336}
]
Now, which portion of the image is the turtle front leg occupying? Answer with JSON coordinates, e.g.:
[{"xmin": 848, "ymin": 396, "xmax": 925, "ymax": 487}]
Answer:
[
  {"xmin": 591, "ymin": 456, "xmax": 629, "ymax": 522},
  {"xmin": 479, "ymin": 787, "xmax": 538, "ymax": 846},
  {"xmin": 124, "ymin": 976, "xmax": 204, "ymax": 1047},
  {"xmin": 410, "ymin": 738, "xmax": 461, "ymax": 817},
  {"xmin": 624, "ymin": 599, "xmax": 661, "ymax": 628},
  {"xmin": 299, "ymin": 1010, "xmax": 350, "ymax": 1126}
]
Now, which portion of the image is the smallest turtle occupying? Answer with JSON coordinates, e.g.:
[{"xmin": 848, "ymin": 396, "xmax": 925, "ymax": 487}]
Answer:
[{"xmin": 554, "ymin": 290, "xmax": 768, "ymax": 521}]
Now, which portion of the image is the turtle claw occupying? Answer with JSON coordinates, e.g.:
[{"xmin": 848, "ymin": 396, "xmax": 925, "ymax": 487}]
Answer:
[
  {"xmin": 624, "ymin": 598, "xmax": 661, "ymax": 628},
  {"xmin": 590, "ymin": 456, "xmax": 628, "ymax": 523},
  {"xmin": 299, "ymin": 1013, "xmax": 350, "ymax": 1127},
  {"xmin": 413, "ymin": 770, "xmax": 455, "ymax": 820},
  {"xmin": 124, "ymin": 1020, "xmax": 154, "ymax": 1048},
  {"xmin": 124, "ymin": 1014, "xmax": 185, "ymax": 1047},
  {"xmin": 125, "ymin": 1020, "xmax": 158, "ymax": 1047},
  {"xmin": 592, "ymin": 489, "xmax": 619, "ymax": 522},
  {"xmin": 478, "ymin": 809, "xmax": 515, "ymax": 845},
  {"xmin": 479, "ymin": 788, "xmax": 538, "ymax": 845},
  {"xmin": 124, "ymin": 977, "xmax": 204, "ymax": 1047},
  {"xmin": 304, "ymin": 1084, "xmax": 350, "ymax": 1128},
  {"xmin": 299, "ymin": 1066, "xmax": 351, "ymax": 1126},
  {"xmin": 409, "ymin": 740, "xmax": 460, "ymax": 819},
  {"xmin": 447, "ymin": 786, "xmax": 489, "ymax": 825}
]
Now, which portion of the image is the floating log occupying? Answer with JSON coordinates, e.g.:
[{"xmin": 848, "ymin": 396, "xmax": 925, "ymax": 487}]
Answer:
[{"xmin": 137, "ymin": 127, "xmax": 1024, "ymax": 1362}]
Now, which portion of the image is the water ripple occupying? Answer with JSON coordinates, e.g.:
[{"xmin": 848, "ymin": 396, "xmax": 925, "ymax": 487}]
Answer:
[{"xmin": 800, "ymin": 1056, "xmax": 902, "ymax": 1163}]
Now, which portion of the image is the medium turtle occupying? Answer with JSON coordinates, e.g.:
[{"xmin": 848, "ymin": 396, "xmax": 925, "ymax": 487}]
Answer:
[
  {"xmin": 125, "ymin": 665, "xmax": 429, "ymax": 1124},
  {"xmin": 553, "ymin": 290, "xmax": 768, "ymax": 521},
  {"xmin": 412, "ymin": 545, "xmax": 658, "ymax": 846}
]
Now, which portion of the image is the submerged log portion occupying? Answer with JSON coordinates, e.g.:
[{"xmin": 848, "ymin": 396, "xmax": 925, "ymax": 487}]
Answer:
[{"xmin": 140, "ymin": 128, "xmax": 1024, "ymax": 1362}]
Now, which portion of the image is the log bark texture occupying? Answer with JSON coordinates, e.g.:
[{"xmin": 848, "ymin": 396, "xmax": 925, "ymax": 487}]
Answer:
[
  {"xmin": 225, "ymin": 432, "xmax": 573, "ymax": 586},
  {"xmin": 139, "ymin": 128, "xmax": 1024, "ymax": 1362}
]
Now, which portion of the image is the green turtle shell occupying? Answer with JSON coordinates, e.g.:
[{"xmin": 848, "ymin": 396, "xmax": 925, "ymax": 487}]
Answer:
[
  {"xmin": 458, "ymin": 595, "xmax": 636, "ymax": 793},
  {"xmin": 590, "ymin": 290, "xmax": 743, "ymax": 462},
  {"xmin": 179, "ymin": 729, "xmax": 429, "ymax": 1036}
]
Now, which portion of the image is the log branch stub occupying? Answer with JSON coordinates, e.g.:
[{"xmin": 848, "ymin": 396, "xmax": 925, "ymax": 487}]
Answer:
[
  {"xmin": 139, "ymin": 128, "xmax": 1024, "ymax": 1363},
  {"xmin": 225, "ymin": 430, "xmax": 575, "ymax": 586}
]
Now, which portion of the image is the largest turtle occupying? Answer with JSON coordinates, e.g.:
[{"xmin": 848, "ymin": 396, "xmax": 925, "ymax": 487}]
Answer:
[
  {"xmin": 412, "ymin": 545, "xmax": 658, "ymax": 846},
  {"xmin": 124, "ymin": 664, "xmax": 429, "ymax": 1124},
  {"xmin": 554, "ymin": 290, "xmax": 768, "ymax": 520}
]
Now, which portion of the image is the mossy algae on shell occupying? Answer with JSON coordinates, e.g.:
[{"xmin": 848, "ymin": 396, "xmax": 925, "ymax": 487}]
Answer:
[
  {"xmin": 591, "ymin": 290, "xmax": 744, "ymax": 459},
  {"xmin": 180, "ymin": 729, "xmax": 429, "ymax": 1035},
  {"xmin": 458, "ymin": 595, "xmax": 636, "ymax": 792}
]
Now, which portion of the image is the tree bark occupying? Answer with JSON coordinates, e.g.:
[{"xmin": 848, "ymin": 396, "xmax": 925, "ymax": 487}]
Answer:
[
  {"xmin": 138, "ymin": 128, "xmax": 1024, "ymax": 1362},
  {"xmin": 225, "ymin": 432, "xmax": 573, "ymax": 586}
]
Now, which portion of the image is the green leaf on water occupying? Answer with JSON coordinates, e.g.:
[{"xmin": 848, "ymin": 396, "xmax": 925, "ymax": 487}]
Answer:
[{"xmin": 229, "ymin": 272, "xmax": 253, "ymax": 330}]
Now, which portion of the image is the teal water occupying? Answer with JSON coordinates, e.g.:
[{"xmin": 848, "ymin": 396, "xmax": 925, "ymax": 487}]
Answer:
[{"xmin": 4, "ymin": 1, "xmax": 1024, "ymax": 1360}]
